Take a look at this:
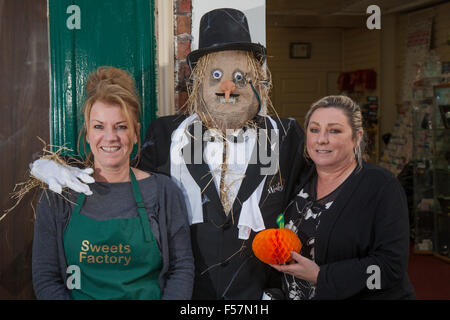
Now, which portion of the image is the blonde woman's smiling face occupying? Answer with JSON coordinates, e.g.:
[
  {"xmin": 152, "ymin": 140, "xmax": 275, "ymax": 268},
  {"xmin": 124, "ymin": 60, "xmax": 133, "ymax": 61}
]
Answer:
[
  {"xmin": 86, "ymin": 101, "xmax": 137, "ymax": 172},
  {"xmin": 306, "ymin": 107, "xmax": 359, "ymax": 170}
]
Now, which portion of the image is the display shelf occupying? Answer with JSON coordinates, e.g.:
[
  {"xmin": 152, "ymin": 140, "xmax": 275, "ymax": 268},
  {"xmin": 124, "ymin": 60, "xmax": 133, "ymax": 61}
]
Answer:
[
  {"xmin": 432, "ymin": 84, "xmax": 450, "ymax": 263},
  {"xmin": 433, "ymin": 253, "xmax": 450, "ymax": 263},
  {"xmin": 411, "ymin": 78, "xmax": 450, "ymax": 260},
  {"xmin": 413, "ymin": 249, "xmax": 434, "ymax": 255}
]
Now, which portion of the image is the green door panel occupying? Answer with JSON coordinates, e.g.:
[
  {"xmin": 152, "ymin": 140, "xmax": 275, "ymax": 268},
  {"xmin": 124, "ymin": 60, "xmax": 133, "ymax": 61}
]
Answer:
[{"xmin": 48, "ymin": 0, "xmax": 157, "ymax": 157}]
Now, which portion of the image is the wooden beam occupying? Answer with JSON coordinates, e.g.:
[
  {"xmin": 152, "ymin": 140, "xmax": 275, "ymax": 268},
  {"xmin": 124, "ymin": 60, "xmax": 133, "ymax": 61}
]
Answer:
[{"xmin": 267, "ymin": 14, "xmax": 365, "ymax": 28}]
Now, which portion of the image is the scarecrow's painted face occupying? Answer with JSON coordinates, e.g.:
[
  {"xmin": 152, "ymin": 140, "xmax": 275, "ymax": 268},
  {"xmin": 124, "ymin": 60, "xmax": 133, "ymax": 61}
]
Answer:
[{"xmin": 200, "ymin": 50, "xmax": 259, "ymax": 131}]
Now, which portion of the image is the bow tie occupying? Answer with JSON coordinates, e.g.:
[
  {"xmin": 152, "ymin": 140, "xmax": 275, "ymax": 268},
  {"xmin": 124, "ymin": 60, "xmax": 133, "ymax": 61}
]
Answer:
[{"xmin": 203, "ymin": 129, "xmax": 250, "ymax": 144}]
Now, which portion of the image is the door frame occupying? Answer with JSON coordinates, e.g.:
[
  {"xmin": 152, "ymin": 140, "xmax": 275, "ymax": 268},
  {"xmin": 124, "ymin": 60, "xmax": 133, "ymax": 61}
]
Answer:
[{"xmin": 156, "ymin": 0, "xmax": 175, "ymax": 116}]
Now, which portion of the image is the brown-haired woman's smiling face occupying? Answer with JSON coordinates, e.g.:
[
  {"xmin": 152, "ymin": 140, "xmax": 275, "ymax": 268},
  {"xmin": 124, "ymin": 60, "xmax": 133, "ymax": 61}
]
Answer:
[{"xmin": 306, "ymin": 107, "xmax": 358, "ymax": 170}]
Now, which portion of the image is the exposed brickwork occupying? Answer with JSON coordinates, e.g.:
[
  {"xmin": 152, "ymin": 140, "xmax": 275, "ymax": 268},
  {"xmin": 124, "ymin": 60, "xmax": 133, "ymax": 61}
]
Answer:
[
  {"xmin": 177, "ymin": 0, "xmax": 191, "ymax": 14},
  {"xmin": 174, "ymin": 0, "xmax": 192, "ymax": 111},
  {"xmin": 176, "ymin": 36, "xmax": 191, "ymax": 61},
  {"xmin": 177, "ymin": 62, "xmax": 191, "ymax": 90},
  {"xmin": 176, "ymin": 15, "xmax": 191, "ymax": 35}
]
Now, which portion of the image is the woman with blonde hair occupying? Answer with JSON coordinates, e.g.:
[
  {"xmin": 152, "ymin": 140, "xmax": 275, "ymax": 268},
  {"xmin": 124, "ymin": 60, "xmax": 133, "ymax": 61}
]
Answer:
[
  {"xmin": 271, "ymin": 95, "xmax": 416, "ymax": 300},
  {"xmin": 32, "ymin": 66, "xmax": 194, "ymax": 300}
]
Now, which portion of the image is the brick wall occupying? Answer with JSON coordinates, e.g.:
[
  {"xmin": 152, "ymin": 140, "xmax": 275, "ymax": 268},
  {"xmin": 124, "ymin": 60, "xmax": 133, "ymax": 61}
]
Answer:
[{"xmin": 174, "ymin": 0, "xmax": 192, "ymax": 111}]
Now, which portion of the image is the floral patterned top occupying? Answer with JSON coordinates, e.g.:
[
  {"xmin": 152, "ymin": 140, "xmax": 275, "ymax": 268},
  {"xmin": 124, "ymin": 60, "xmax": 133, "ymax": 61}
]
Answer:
[{"xmin": 282, "ymin": 170, "xmax": 354, "ymax": 300}]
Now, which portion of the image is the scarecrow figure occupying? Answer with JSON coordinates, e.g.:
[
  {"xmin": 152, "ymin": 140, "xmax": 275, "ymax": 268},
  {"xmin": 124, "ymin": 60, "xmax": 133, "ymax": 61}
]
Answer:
[{"xmin": 30, "ymin": 8, "xmax": 309, "ymax": 299}]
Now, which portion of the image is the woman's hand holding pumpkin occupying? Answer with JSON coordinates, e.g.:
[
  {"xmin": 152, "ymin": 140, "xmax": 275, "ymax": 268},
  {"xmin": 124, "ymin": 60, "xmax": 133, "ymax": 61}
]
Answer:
[{"xmin": 270, "ymin": 251, "xmax": 320, "ymax": 284}]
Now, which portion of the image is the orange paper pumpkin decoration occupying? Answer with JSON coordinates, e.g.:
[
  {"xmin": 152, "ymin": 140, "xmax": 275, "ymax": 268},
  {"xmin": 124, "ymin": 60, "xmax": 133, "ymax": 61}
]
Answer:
[{"xmin": 252, "ymin": 228, "xmax": 302, "ymax": 265}]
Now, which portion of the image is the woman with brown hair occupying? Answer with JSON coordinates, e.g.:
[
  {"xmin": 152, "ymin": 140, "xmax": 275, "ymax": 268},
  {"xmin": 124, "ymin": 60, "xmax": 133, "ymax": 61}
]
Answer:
[{"xmin": 32, "ymin": 66, "xmax": 194, "ymax": 300}]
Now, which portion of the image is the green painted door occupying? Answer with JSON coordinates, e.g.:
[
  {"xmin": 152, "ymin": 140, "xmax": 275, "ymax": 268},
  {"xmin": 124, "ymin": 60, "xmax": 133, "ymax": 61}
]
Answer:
[{"xmin": 48, "ymin": 0, "xmax": 157, "ymax": 157}]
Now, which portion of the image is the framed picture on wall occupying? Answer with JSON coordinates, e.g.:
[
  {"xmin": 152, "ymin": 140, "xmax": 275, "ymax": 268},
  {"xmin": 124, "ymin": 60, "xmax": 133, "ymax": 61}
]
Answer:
[
  {"xmin": 439, "ymin": 105, "xmax": 450, "ymax": 129},
  {"xmin": 290, "ymin": 42, "xmax": 311, "ymax": 59},
  {"xmin": 442, "ymin": 61, "xmax": 450, "ymax": 74}
]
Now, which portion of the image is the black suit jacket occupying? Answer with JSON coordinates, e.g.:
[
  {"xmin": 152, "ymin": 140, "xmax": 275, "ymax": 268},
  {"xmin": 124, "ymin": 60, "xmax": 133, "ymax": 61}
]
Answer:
[
  {"xmin": 138, "ymin": 114, "xmax": 311, "ymax": 299},
  {"xmin": 287, "ymin": 162, "xmax": 416, "ymax": 299}
]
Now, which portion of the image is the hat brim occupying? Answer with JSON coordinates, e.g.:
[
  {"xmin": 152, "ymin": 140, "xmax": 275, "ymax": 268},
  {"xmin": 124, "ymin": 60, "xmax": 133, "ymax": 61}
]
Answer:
[{"xmin": 186, "ymin": 42, "xmax": 266, "ymax": 70}]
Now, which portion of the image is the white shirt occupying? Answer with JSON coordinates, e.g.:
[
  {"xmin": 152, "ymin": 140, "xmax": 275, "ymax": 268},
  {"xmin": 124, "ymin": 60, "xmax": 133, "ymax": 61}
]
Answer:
[
  {"xmin": 203, "ymin": 127, "xmax": 257, "ymax": 214},
  {"xmin": 170, "ymin": 113, "xmax": 278, "ymax": 239}
]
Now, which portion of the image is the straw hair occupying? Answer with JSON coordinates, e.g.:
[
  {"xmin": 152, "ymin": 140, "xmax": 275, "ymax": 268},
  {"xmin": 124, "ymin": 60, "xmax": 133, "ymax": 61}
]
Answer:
[
  {"xmin": 182, "ymin": 51, "xmax": 275, "ymax": 130},
  {"xmin": 303, "ymin": 95, "xmax": 366, "ymax": 170},
  {"xmin": 1, "ymin": 137, "xmax": 78, "ymax": 222},
  {"xmin": 78, "ymin": 66, "xmax": 142, "ymax": 166}
]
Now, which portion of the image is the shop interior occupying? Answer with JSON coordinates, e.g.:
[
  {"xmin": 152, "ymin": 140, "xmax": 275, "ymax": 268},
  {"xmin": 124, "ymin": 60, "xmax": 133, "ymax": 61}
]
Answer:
[{"xmin": 266, "ymin": 0, "xmax": 450, "ymax": 299}]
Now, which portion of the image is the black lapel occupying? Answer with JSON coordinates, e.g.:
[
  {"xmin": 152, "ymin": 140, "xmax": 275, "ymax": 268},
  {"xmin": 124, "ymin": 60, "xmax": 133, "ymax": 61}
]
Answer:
[
  {"xmin": 183, "ymin": 122, "xmax": 224, "ymax": 216},
  {"xmin": 182, "ymin": 116, "xmax": 279, "ymax": 222},
  {"xmin": 230, "ymin": 116, "xmax": 276, "ymax": 218},
  {"xmin": 314, "ymin": 167, "xmax": 366, "ymax": 264}
]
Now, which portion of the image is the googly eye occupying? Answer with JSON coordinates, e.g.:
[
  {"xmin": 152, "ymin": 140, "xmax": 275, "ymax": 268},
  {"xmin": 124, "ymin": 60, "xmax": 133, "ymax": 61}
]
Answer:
[
  {"xmin": 212, "ymin": 69, "xmax": 223, "ymax": 80},
  {"xmin": 233, "ymin": 71, "xmax": 248, "ymax": 87},
  {"xmin": 233, "ymin": 71, "xmax": 244, "ymax": 82}
]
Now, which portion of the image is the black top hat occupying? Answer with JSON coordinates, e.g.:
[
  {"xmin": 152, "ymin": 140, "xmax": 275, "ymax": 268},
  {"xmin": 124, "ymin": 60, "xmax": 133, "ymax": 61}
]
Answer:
[{"xmin": 186, "ymin": 8, "xmax": 266, "ymax": 70}]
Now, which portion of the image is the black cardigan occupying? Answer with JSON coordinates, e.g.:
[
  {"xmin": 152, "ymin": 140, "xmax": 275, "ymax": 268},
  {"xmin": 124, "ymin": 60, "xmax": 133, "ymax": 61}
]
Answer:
[{"xmin": 289, "ymin": 162, "xmax": 416, "ymax": 300}]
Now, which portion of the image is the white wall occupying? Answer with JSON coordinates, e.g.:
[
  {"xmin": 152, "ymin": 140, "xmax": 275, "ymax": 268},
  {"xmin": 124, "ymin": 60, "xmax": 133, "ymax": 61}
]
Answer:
[
  {"xmin": 191, "ymin": 0, "xmax": 266, "ymax": 51},
  {"xmin": 156, "ymin": 0, "xmax": 175, "ymax": 116}
]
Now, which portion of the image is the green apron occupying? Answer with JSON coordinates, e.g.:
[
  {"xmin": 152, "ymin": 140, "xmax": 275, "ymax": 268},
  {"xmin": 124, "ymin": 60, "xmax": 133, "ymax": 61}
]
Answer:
[{"xmin": 63, "ymin": 169, "xmax": 162, "ymax": 300}]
